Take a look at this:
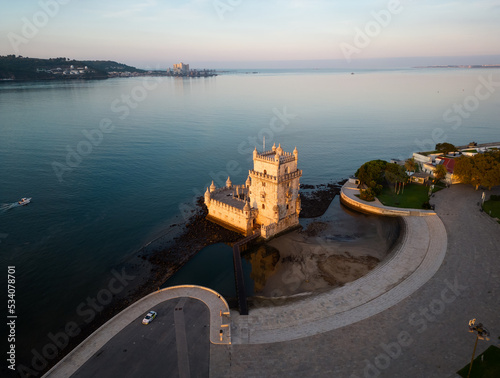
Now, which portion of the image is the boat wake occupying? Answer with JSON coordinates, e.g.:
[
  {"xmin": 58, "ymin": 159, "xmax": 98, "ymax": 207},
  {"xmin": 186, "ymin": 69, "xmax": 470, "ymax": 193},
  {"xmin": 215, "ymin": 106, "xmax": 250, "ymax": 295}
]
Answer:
[{"xmin": 0, "ymin": 203, "xmax": 20, "ymax": 213}]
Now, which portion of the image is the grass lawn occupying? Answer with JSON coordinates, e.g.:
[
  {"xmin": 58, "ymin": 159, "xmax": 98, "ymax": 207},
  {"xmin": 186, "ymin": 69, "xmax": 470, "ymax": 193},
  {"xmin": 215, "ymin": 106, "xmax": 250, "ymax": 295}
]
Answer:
[
  {"xmin": 432, "ymin": 181, "xmax": 447, "ymax": 193},
  {"xmin": 482, "ymin": 199, "xmax": 500, "ymax": 222},
  {"xmin": 377, "ymin": 183, "xmax": 430, "ymax": 209},
  {"xmin": 457, "ymin": 345, "xmax": 500, "ymax": 378}
]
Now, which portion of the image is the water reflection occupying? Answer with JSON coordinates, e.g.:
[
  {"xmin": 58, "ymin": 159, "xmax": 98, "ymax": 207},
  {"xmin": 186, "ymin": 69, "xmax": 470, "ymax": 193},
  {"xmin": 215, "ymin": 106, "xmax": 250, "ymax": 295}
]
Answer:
[
  {"xmin": 163, "ymin": 197, "xmax": 401, "ymax": 304},
  {"xmin": 243, "ymin": 245, "xmax": 280, "ymax": 294}
]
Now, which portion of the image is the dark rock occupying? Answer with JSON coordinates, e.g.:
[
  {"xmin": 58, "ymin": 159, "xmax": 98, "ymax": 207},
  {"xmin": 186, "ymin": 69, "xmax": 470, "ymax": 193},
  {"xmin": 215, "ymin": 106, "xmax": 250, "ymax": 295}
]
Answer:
[{"xmin": 300, "ymin": 180, "xmax": 342, "ymax": 218}]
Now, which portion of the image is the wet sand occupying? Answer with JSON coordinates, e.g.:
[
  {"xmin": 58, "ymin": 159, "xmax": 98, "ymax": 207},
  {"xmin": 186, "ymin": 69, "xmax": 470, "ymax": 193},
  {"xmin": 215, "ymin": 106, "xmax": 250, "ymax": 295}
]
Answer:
[{"xmin": 250, "ymin": 195, "xmax": 401, "ymax": 306}]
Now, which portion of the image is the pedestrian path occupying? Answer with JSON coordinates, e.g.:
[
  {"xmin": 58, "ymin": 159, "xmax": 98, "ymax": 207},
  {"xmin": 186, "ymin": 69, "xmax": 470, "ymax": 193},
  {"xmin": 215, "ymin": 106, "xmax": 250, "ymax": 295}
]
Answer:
[{"xmin": 230, "ymin": 214, "xmax": 447, "ymax": 344}]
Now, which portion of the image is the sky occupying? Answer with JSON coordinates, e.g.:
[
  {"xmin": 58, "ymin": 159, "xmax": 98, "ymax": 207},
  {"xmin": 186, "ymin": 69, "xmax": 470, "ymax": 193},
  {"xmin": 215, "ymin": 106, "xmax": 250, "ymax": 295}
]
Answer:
[{"xmin": 1, "ymin": 0, "xmax": 500, "ymax": 69}]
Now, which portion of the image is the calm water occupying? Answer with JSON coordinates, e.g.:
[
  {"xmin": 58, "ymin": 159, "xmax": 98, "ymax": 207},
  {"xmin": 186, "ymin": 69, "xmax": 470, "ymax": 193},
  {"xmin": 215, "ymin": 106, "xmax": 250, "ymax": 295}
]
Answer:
[{"xmin": 1, "ymin": 68, "xmax": 499, "ymax": 368}]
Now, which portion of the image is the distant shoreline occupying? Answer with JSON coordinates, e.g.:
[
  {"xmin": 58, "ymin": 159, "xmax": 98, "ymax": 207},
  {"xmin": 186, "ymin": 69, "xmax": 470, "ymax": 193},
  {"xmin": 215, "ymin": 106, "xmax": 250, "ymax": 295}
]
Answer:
[{"xmin": 414, "ymin": 64, "xmax": 500, "ymax": 69}]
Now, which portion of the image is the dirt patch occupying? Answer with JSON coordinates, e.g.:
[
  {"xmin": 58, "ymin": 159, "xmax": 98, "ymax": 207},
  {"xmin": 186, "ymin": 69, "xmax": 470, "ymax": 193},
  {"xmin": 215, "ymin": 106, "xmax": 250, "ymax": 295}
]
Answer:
[
  {"xmin": 302, "ymin": 221, "xmax": 329, "ymax": 237},
  {"xmin": 318, "ymin": 254, "xmax": 380, "ymax": 286}
]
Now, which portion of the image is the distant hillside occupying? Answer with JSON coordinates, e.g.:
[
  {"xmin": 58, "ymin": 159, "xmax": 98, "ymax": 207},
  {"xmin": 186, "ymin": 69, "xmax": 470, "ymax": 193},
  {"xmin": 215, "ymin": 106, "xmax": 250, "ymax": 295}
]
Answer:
[{"xmin": 0, "ymin": 55, "xmax": 145, "ymax": 81}]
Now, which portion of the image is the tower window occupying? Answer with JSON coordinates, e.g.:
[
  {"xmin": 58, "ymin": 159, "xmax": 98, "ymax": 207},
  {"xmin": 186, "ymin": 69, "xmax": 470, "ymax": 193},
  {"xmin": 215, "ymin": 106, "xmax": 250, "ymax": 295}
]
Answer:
[
  {"xmin": 286, "ymin": 204, "xmax": 289, "ymax": 210},
  {"xmin": 262, "ymin": 204, "xmax": 265, "ymax": 209},
  {"xmin": 262, "ymin": 182, "xmax": 265, "ymax": 187},
  {"xmin": 264, "ymin": 169, "xmax": 267, "ymax": 174}
]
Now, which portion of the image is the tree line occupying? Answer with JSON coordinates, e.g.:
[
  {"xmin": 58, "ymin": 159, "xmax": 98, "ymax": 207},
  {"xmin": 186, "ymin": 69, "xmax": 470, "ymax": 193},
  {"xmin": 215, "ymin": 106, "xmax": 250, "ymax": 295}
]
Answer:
[
  {"xmin": 454, "ymin": 150, "xmax": 500, "ymax": 190},
  {"xmin": 355, "ymin": 160, "xmax": 408, "ymax": 201}
]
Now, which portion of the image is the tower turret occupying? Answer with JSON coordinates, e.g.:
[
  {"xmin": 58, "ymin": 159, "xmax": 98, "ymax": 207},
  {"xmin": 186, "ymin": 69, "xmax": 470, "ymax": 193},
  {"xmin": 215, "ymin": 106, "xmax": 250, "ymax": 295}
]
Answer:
[
  {"xmin": 204, "ymin": 187, "xmax": 211, "ymax": 204},
  {"xmin": 245, "ymin": 175, "xmax": 251, "ymax": 188},
  {"xmin": 276, "ymin": 143, "xmax": 283, "ymax": 156},
  {"xmin": 210, "ymin": 180, "xmax": 216, "ymax": 192},
  {"xmin": 243, "ymin": 200, "xmax": 250, "ymax": 216},
  {"xmin": 293, "ymin": 146, "xmax": 298, "ymax": 160},
  {"xmin": 226, "ymin": 176, "xmax": 232, "ymax": 188}
]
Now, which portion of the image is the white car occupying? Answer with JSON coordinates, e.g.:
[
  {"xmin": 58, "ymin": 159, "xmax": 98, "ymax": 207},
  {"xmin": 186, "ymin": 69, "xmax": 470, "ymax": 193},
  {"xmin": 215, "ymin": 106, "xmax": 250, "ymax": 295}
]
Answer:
[{"xmin": 142, "ymin": 310, "xmax": 157, "ymax": 325}]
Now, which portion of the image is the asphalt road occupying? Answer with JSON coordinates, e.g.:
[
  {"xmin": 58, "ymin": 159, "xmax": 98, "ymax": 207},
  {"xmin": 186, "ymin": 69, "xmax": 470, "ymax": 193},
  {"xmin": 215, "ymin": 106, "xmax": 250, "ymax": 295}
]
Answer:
[{"xmin": 71, "ymin": 297, "xmax": 210, "ymax": 378}]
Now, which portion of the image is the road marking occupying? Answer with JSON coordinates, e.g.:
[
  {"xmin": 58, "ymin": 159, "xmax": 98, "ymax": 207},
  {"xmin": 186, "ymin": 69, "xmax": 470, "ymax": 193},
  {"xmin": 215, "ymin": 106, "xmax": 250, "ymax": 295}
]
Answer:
[{"xmin": 174, "ymin": 298, "xmax": 190, "ymax": 378}]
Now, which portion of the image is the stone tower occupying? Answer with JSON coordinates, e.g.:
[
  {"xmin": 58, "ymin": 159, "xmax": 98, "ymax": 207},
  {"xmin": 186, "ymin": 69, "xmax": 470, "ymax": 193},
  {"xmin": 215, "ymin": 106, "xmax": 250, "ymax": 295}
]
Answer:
[
  {"xmin": 204, "ymin": 143, "xmax": 301, "ymax": 239},
  {"xmin": 248, "ymin": 143, "xmax": 301, "ymax": 238}
]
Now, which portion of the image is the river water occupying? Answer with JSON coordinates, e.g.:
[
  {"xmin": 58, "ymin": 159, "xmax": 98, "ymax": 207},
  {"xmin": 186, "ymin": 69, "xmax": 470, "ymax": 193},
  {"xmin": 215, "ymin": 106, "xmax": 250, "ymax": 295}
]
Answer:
[{"xmin": 1, "ymin": 67, "xmax": 498, "ymax": 370}]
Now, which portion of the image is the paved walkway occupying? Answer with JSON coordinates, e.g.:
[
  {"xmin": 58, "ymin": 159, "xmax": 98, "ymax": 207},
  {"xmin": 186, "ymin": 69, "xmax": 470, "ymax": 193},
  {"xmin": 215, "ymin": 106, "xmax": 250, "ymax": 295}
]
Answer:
[
  {"xmin": 227, "ymin": 181, "xmax": 447, "ymax": 344},
  {"xmin": 43, "ymin": 285, "xmax": 231, "ymax": 378},
  {"xmin": 230, "ymin": 215, "xmax": 447, "ymax": 344},
  {"xmin": 211, "ymin": 184, "xmax": 500, "ymax": 377}
]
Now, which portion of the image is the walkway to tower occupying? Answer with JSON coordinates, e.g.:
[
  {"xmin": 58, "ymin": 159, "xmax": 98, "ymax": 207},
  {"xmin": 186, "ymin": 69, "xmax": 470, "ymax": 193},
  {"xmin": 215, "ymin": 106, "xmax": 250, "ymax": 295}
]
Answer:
[{"xmin": 232, "ymin": 229, "xmax": 261, "ymax": 315}]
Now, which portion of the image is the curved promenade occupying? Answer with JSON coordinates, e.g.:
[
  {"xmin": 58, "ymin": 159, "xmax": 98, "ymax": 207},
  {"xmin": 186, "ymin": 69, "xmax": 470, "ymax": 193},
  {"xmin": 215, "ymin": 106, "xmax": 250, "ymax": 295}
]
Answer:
[
  {"xmin": 340, "ymin": 180, "xmax": 436, "ymax": 217},
  {"xmin": 230, "ymin": 183, "xmax": 447, "ymax": 344},
  {"xmin": 43, "ymin": 285, "xmax": 231, "ymax": 378},
  {"xmin": 215, "ymin": 184, "xmax": 500, "ymax": 377}
]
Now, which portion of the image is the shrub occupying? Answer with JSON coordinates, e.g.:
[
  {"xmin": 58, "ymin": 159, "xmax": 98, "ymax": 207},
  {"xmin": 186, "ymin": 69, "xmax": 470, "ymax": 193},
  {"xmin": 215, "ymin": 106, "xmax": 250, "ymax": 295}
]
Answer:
[
  {"xmin": 422, "ymin": 201, "xmax": 432, "ymax": 209},
  {"xmin": 359, "ymin": 188, "xmax": 376, "ymax": 201}
]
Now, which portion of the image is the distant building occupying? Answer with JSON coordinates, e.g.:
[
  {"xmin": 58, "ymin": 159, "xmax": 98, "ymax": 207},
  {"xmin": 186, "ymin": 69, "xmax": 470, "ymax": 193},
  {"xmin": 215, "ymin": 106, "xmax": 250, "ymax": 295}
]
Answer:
[
  {"xmin": 410, "ymin": 172, "xmax": 431, "ymax": 185},
  {"xmin": 204, "ymin": 144, "xmax": 302, "ymax": 239},
  {"xmin": 173, "ymin": 62, "xmax": 189, "ymax": 75}
]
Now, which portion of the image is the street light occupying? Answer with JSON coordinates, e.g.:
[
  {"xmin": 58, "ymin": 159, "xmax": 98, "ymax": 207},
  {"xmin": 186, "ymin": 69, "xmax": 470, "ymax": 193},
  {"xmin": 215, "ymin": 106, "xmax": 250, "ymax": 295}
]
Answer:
[{"xmin": 467, "ymin": 318, "xmax": 490, "ymax": 378}]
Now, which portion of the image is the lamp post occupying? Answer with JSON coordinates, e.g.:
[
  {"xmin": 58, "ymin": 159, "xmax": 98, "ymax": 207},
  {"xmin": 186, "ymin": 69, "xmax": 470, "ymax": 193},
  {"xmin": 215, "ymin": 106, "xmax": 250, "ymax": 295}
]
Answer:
[{"xmin": 467, "ymin": 319, "xmax": 490, "ymax": 378}]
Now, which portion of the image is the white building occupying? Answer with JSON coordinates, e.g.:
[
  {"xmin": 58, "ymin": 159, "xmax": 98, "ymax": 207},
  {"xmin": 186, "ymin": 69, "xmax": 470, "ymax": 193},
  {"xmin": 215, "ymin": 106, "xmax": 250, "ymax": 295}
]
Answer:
[{"xmin": 173, "ymin": 62, "xmax": 189, "ymax": 75}]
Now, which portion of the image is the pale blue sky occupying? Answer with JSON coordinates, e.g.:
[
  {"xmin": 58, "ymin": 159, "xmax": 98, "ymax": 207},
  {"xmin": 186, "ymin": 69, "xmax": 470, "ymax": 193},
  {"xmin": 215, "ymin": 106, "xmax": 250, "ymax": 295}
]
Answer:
[{"xmin": 1, "ymin": 0, "xmax": 500, "ymax": 68}]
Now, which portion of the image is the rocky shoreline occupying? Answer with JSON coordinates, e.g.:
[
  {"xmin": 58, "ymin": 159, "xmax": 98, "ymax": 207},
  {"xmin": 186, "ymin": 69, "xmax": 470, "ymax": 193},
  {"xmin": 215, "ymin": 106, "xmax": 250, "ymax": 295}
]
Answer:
[
  {"xmin": 299, "ymin": 180, "xmax": 345, "ymax": 218},
  {"xmin": 38, "ymin": 181, "xmax": 345, "ymax": 375}
]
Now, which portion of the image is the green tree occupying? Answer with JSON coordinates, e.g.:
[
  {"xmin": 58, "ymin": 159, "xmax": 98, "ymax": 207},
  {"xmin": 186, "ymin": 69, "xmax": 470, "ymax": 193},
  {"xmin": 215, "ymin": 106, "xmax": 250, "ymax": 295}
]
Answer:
[
  {"xmin": 454, "ymin": 155, "xmax": 473, "ymax": 184},
  {"xmin": 355, "ymin": 160, "xmax": 387, "ymax": 194},
  {"xmin": 435, "ymin": 142, "xmax": 457, "ymax": 155},
  {"xmin": 405, "ymin": 157, "xmax": 417, "ymax": 172},
  {"xmin": 454, "ymin": 152, "xmax": 500, "ymax": 190},
  {"xmin": 385, "ymin": 163, "xmax": 408, "ymax": 194},
  {"xmin": 359, "ymin": 188, "xmax": 376, "ymax": 201},
  {"xmin": 433, "ymin": 164, "xmax": 447, "ymax": 181},
  {"xmin": 474, "ymin": 152, "xmax": 500, "ymax": 190}
]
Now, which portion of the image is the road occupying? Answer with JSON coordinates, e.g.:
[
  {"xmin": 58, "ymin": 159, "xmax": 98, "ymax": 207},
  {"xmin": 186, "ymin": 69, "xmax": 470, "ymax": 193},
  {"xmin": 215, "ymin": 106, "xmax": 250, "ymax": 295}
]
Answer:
[{"xmin": 71, "ymin": 298, "xmax": 209, "ymax": 378}]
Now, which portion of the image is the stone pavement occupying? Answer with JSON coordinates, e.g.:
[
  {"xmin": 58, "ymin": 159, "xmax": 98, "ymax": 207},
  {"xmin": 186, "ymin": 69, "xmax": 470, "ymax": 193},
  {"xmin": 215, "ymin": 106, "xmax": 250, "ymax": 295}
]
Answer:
[
  {"xmin": 43, "ymin": 285, "xmax": 231, "ymax": 378},
  {"xmin": 229, "ymin": 215, "xmax": 447, "ymax": 344},
  {"xmin": 210, "ymin": 185, "xmax": 500, "ymax": 377}
]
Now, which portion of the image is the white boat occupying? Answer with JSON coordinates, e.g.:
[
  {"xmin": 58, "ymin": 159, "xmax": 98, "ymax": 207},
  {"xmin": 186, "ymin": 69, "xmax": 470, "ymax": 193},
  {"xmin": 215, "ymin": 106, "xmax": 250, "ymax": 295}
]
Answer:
[{"xmin": 18, "ymin": 197, "xmax": 31, "ymax": 205}]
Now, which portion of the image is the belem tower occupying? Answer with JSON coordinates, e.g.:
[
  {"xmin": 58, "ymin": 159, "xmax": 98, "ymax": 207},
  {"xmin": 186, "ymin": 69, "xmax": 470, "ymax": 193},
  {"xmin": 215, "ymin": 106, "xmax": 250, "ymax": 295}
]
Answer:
[{"xmin": 204, "ymin": 143, "xmax": 302, "ymax": 239}]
